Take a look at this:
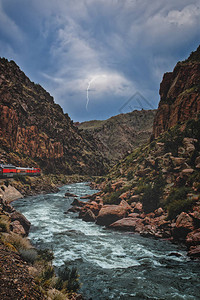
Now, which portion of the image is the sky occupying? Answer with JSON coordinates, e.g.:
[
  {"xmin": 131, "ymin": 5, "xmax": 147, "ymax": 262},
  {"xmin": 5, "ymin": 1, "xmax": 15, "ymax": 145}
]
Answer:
[{"xmin": 0, "ymin": 0, "xmax": 200, "ymax": 122}]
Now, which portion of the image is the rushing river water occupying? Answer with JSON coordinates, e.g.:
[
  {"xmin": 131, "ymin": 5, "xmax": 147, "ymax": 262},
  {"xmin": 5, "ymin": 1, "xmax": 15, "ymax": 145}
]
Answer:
[{"xmin": 13, "ymin": 182, "xmax": 200, "ymax": 300}]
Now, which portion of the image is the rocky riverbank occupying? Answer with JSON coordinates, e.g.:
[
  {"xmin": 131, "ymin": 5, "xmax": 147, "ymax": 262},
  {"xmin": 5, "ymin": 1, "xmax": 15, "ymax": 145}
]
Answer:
[
  {"xmin": 67, "ymin": 186, "xmax": 200, "ymax": 259},
  {"xmin": 0, "ymin": 184, "xmax": 85, "ymax": 299},
  {"xmin": 0, "ymin": 173, "xmax": 94, "ymax": 204}
]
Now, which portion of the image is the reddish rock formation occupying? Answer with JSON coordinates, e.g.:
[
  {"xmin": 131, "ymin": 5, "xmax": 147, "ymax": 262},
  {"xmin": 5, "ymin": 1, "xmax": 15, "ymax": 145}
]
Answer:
[
  {"xmin": 186, "ymin": 229, "xmax": 200, "ymax": 247},
  {"xmin": 153, "ymin": 46, "xmax": 200, "ymax": 138},
  {"xmin": 96, "ymin": 204, "xmax": 129, "ymax": 226},
  {"xmin": 0, "ymin": 58, "xmax": 107, "ymax": 175},
  {"xmin": 10, "ymin": 211, "xmax": 31, "ymax": 236},
  {"xmin": 188, "ymin": 245, "xmax": 200, "ymax": 259},
  {"xmin": 82, "ymin": 209, "xmax": 96, "ymax": 222},
  {"xmin": 172, "ymin": 212, "xmax": 194, "ymax": 241}
]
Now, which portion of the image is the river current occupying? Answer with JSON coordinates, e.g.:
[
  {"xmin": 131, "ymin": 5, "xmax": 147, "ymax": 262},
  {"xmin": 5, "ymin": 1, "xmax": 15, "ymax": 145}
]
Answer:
[{"xmin": 13, "ymin": 182, "xmax": 200, "ymax": 300}]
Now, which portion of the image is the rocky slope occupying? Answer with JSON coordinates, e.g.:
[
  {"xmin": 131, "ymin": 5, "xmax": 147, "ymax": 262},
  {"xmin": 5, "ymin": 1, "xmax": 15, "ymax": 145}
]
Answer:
[
  {"xmin": 0, "ymin": 58, "xmax": 107, "ymax": 175},
  {"xmin": 77, "ymin": 109, "xmax": 156, "ymax": 164},
  {"xmin": 0, "ymin": 198, "xmax": 83, "ymax": 299},
  {"xmin": 68, "ymin": 46, "xmax": 200, "ymax": 259},
  {"xmin": 153, "ymin": 45, "xmax": 200, "ymax": 138}
]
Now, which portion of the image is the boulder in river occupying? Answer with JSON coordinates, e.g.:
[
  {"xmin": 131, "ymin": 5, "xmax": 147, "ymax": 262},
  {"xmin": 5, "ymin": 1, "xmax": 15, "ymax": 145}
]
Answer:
[
  {"xmin": 65, "ymin": 192, "xmax": 78, "ymax": 198},
  {"xmin": 109, "ymin": 217, "xmax": 139, "ymax": 231},
  {"xmin": 82, "ymin": 209, "xmax": 96, "ymax": 222},
  {"xmin": 96, "ymin": 204, "xmax": 128, "ymax": 226}
]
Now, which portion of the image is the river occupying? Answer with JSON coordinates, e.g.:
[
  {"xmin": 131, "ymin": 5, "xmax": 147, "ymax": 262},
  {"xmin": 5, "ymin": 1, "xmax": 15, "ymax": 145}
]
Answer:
[{"xmin": 13, "ymin": 182, "xmax": 200, "ymax": 300}]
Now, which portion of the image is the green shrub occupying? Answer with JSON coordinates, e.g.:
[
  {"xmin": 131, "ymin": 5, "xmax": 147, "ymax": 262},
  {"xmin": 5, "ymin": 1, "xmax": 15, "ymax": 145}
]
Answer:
[
  {"xmin": 160, "ymin": 126, "xmax": 184, "ymax": 156},
  {"xmin": 41, "ymin": 265, "xmax": 55, "ymax": 284},
  {"xmin": 140, "ymin": 175, "xmax": 165, "ymax": 213},
  {"xmin": 167, "ymin": 198, "xmax": 196, "ymax": 220},
  {"xmin": 55, "ymin": 262, "xmax": 80, "ymax": 293},
  {"xmin": 103, "ymin": 190, "xmax": 122, "ymax": 205},
  {"xmin": 184, "ymin": 116, "xmax": 200, "ymax": 141},
  {"xmin": 165, "ymin": 186, "xmax": 198, "ymax": 219},
  {"xmin": 165, "ymin": 187, "xmax": 190, "ymax": 206},
  {"xmin": 126, "ymin": 171, "xmax": 134, "ymax": 181},
  {"xmin": 103, "ymin": 183, "xmax": 113, "ymax": 193},
  {"xmin": 37, "ymin": 249, "xmax": 54, "ymax": 262}
]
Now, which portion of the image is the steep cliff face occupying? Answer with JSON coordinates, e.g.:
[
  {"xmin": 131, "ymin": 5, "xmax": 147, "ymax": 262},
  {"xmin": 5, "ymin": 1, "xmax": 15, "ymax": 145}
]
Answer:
[
  {"xmin": 78, "ymin": 109, "xmax": 156, "ymax": 164},
  {"xmin": 153, "ymin": 46, "xmax": 200, "ymax": 138},
  {"xmin": 0, "ymin": 58, "xmax": 107, "ymax": 175}
]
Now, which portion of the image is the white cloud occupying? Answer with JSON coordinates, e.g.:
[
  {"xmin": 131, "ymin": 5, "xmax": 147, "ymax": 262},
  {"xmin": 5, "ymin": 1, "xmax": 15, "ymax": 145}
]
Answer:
[{"xmin": 167, "ymin": 4, "xmax": 200, "ymax": 26}]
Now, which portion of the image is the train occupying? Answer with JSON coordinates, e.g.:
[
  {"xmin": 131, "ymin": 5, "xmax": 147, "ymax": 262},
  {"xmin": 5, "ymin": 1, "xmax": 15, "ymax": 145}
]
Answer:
[{"xmin": 0, "ymin": 164, "xmax": 41, "ymax": 178}]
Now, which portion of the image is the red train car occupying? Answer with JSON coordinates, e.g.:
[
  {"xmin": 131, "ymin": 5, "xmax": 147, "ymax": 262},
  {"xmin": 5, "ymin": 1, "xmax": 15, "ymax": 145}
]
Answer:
[{"xmin": 0, "ymin": 164, "xmax": 41, "ymax": 178}]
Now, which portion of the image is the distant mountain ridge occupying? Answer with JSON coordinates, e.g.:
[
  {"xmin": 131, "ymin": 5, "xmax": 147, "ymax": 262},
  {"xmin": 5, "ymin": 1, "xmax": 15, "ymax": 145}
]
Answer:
[
  {"xmin": 77, "ymin": 109, "xmax": 156, "ymax": 164},
  {"xmin": 0, "ymin": 58, "xmax": 108, "ymax": 175}
]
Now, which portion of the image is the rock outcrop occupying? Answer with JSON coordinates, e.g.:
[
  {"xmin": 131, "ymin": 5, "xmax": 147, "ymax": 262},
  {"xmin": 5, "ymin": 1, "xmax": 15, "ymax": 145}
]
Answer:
[
  {"xmin": 0, "ymin": 58, "xmax": 107, "ymax": 175},
  {"xmin": 153, "ymin": 45, "xmax": 200, "ymax": 138},
  {"xmin": 0, "ymin": 198, "xmax": 30, "ymax": 236}
]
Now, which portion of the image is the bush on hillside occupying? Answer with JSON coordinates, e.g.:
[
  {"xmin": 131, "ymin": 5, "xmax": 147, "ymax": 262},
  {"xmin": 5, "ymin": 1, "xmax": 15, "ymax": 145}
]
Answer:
[
  {"xmin": 167, "ymin": 198, "xmax": 196, "ymax": 220},
  {"xmin": 54, "ymin": 262, "xmax": 80, "ymax": 293},
  {"xmin": 165, "ymin": 186, "xmax": 197, "ymax": 220},
  {"xmin": 140, "ymin": 175, "xmax": 165, "ymax": 213},
  {"xmin": 103, "ymin": 190, "xmax": 122, "ymax": 205},
  {"xmin": 160, "ymin": 125, "xmax": 184, "ymax": 156}
]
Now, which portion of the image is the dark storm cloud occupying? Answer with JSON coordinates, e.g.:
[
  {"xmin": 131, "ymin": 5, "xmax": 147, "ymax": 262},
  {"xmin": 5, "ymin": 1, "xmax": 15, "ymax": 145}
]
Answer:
[{"xmin": 0, "ymin": 0, "xmax": 200, "ymax": 121}]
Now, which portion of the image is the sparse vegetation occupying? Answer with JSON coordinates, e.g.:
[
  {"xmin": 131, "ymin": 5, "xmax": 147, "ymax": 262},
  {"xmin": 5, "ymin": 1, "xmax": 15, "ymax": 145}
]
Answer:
[
  {"xmin": 54, "ymin": 262, "xmax": 80, "ymax": 293},
  {"xmin": 165, "ymin": 186, "xmax": 197, "ymax": 220},
  {"xmin": 2, "ymin": 233, "xmax": 32, "ymax": 251},
  {"xmin": 159, "ymin": 125, "xmax": 184, "ymax": 156},
  {"xmin": 103, "ymin": 190, "xmax": 122, "ymax": 204},
  {"xmin": 19, "ymin": 248, "xmax": 38, "ymax": 264},
  {"xmin": 0, "ymin": 215, "xmax": 10, "ymax": 233},
  {"xmin": 167, "ymin": 198, "xmax": 196, "ymax": 220},
  {"xmin": 140, "ymin": 175, "xmax": 165, "ymax": 213},
  {"xmin": 126, "ymin": 170, "xmax": 134, "ymax": 181}
]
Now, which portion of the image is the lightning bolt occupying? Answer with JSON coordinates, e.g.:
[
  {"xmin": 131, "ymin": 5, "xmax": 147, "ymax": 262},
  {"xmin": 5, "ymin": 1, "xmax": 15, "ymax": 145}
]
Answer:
[{"xmin": 86, "ymin": 77, "xmax": 96, "ymax": 111}]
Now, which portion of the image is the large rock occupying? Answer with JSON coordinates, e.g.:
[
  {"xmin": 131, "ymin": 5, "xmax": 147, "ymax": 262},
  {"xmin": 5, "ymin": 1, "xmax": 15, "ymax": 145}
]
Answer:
[
  {"xmin": 82, "ymin": 209, "xmax": 96, "ymax": 222},
  {"xmin": 10, "ymin": 220, "xmax": 26, "ymax": 236},
  {"xmin": 186, "ymin": 229, "xmax": 200, "ymax": 247},
  {"xmin": 10, "ymin": 211, "xmax": 31, "ymax": 236},
  {"xmin": 189, "ymin": 210, "xmax": 200, "ymax": 227},
  {"xmin": 71, "ymin": 198, "xmax": 85, "ymax": 207},
  {"xmin": 0, "ymin": 185, "xmax": 23, "ymax": 203},
  {"xmin": 119, "ymin": 200, "xmax": 132, "ymax": 211},
  {"xmin": 188, "ymin": 245, "xmax": 200, "ymax": 259},
  {"xmin": 109, "ymin": 217, "xmax": 139, "ymax": 231},
  {"xmin": 172, "ymin": 212, "xmax": 194, "ymax": 241},
  {"xmin": 133, "ymin": 202, "xmax": 143, "ymax": 213},
  {"xmin": 65, "ymin": 192, "xmax": 77, "ymax": 198},
  {"xmin": 96, "ymin": 205, "xmax": 128, "ymax": 226}
]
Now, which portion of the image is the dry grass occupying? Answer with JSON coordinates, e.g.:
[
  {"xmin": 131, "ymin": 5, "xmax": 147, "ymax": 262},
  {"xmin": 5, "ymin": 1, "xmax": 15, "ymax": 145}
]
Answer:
[
  {"xmin": 0, "ymin": 215, "xmax": 10, "ymax": 233},
  {"xmin": 2, "ymin": 232, "xmax": 32, "ymax": 250}
]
